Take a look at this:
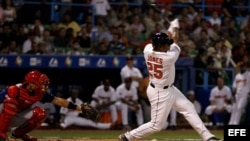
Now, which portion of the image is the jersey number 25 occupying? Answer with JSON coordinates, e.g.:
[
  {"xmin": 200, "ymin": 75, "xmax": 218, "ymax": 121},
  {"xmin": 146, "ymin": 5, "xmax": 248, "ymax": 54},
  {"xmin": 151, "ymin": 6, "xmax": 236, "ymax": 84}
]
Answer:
[{"xmin": 147, "ymin": 62, "xmax": 163, "ymax": 79}]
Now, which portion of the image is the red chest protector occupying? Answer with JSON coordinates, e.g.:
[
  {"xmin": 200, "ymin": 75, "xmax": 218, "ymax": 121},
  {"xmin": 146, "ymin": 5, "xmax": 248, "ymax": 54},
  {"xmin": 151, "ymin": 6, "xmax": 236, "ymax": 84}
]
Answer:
[{"xmin": 7, "ymin": 84, "xmax": 44, "ymax": 112}]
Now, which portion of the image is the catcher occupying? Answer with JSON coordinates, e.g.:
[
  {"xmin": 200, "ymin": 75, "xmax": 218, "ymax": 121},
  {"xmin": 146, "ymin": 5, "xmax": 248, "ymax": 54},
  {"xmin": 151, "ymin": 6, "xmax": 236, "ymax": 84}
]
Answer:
[{"xmin": 0, "ymin": 70, "xmax": 99, "ymax": 141}]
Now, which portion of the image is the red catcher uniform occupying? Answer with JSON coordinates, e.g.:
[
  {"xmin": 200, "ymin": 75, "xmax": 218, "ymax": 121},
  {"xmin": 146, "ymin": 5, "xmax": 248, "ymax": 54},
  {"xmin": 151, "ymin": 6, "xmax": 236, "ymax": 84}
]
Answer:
[{"xmin": 0, "ymin": 70, "xmax": 55, "ymax": 141}]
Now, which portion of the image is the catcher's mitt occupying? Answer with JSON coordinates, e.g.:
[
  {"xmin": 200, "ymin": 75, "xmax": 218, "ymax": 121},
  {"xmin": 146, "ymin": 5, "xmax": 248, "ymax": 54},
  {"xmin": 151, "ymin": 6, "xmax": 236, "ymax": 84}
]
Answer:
[{"xmin": 80, "ymin": 103, "xmax": 100, "ymax": 122}]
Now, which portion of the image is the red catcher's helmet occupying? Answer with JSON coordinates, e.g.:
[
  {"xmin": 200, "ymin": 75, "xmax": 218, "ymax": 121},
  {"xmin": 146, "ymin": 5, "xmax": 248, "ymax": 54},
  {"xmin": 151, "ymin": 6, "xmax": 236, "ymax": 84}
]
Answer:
[
  {"xmin": 39, "ymin": 74, "xmax": 50, "ymax": 86},
  {"xmin": 24, "ymin": 70, "xmax": 50, "ymax": 86}
]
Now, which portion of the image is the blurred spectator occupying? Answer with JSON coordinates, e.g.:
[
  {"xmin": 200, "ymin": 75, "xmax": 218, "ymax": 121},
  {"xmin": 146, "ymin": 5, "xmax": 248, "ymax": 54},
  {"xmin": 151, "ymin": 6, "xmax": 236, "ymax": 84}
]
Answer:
[
  {"xmin": 32, "ymin": 25, "xmax": 43, "ymax": 44},
  {"xmin": 143, "ymin": 8, "xmax": 157, "ymax": 37},
  {"xmin": 192, "ymin": 19, "xmax": 214, "ymax": 42},
  {"xmin": 30, "ymin": 19, "xmax": 44, "ymax": 36},
  {"xmin": 14, "ymin": 24, "xmax": 28, "ymax": 48},
  {"xmin": 195, "ymin": 29, "xmax": 212, "ymax": 50},
  {"xmin": 232, "ymin": 46, "xmax": 249, "ymax": 65},
  {"xmin": 58, "ymin": 13, "xmax": 81, "ymax": 38},
  {"xmin": 25, "ymin": 41, "xmax": 44, "ymax": 55},
  {"xmin": 224, "ymin": 19, "xmax": 239, "ymax": 47},
  {"xmin": 115, "ymin": 75, "xmax": 144, "ymax": 130},
  {"xmin": 187, "ymin": 90, "xmax": 202, "ymax": 115},
  {"xmin": 208, "ymin": 11, "xmax": 221, "ymax": 27},
  {"xmin": 120, "ymin": 55, "xmax": 143, "ymax": 89},
  {"xmin": 186, "ymin": 4, "xmax": 198, "ymax": 25},
  {"xmin": 205, "ymin": 76, "xmax": 232, "ymax": 128},
  {"xmin": 77, "ymin": 26, "xmax": 92, "ymax": 49},
  {"xmin": 6, "ymin": 40, "xmax": 21, "ymax": 54},
  {"xmin": 193, "ymin": 48, "xmax": 208, "ymax": 84},
  {"xmin": 206, "ymin": 46, "xmax": 224, "ymax": 83},
  {"xmin": 229, "ymin": 63, "xmax": 250, "ymax": 125},
  {"xmin": 178, "ymin": 32, "xmax": 197, "ymax": 57},
  {"xmin": 94, "ymin": 41, "xmax": 110, "ymax": 55},
  {"xmin": 221, "ymin": 0, "xmax": 236, "ymax": 18},
  {"xmin": 126, "ymin": 26, "xmax": 146, "ymax": 51},
  {"xmin": 130, "ymin": 15, "xmax": 145, "ymax": 34},
  {"xmin": 90, "ymin": 78, "xmax": 118, "ymax": 125},
  {"xmin": 96, "ymin": 16, "xmax": 108, "ymax": 35},
  {"xmin": 115, "ymin": 10, "xmax": 130, "ymax": 32},
  {"xmin": 0, "ymin": 3, "xmax": 4, "ymax": 25},
  {"xmin": 0, "ymin": 23, "xmax": 13, "ymax": 47},
  {"xmin": 2, "ymin": 0, "xmax": 17, "ymax": 26},
  {"xmin": 108, "ymin": 33, "xmax": 126, "ymax": 55},
  {"xmin": 49, "ymin": 21, "xmax": 59, "ymax": 37},
  {"xmin": 59, "ymin": 0, "xmax": 72, "ymax": 20},
  {"xmin": 91, "ymin": 0, "xmax": 111, "ymax": 21},
  {"xmin": 66, "ymin": 41, "xmax": 85, "ymax": 55},
  {"xmin": 53, "ymin": 27, "xmax": 69, "ymax": 53},
  {"xmin": 42, "ymin": 29, "xmax": 56, "ymax": 54},
  {"xmin": 22, "ymin": 31, "xmax": 36, "ymax": 53},
  {"xmin": 117, "ymin": 24, "xmax": 129, "ymax": 48},
  {"xmin": 105, "ymin": 8, "xmax": 118, "ymax": 27}
]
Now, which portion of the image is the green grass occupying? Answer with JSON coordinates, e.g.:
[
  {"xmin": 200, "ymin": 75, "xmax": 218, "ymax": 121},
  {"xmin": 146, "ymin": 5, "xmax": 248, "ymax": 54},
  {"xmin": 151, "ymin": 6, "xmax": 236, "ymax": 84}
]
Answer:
[{"xmin": 17, "ymin": 129, "xmax": 223, "ymax": 140}]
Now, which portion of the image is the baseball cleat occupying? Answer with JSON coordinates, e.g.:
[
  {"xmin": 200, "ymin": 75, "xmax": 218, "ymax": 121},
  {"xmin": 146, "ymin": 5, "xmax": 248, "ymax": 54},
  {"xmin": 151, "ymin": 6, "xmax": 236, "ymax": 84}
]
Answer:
[
  {"xmin": 118, "ymin": 134, "xmax": 129, "ymax": 141},
  {"xmin": 206, "ymin": 137, "xmax": 223, "ymax": 141}
]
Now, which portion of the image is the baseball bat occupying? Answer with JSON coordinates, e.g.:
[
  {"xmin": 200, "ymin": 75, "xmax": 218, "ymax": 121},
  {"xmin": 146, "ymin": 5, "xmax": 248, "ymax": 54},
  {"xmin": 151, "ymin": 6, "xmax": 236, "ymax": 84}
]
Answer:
[{"xmin": 145, "ymin": 0, "xmax": 171, "ymax": 24}]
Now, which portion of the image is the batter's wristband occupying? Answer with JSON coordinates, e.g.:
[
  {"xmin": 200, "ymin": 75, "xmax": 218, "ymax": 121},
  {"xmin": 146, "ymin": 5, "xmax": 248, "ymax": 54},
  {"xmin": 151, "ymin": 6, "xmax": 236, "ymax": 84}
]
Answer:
[{"xmin": 67, "ymin": 102, "xmax": 77, "ymax": 110}]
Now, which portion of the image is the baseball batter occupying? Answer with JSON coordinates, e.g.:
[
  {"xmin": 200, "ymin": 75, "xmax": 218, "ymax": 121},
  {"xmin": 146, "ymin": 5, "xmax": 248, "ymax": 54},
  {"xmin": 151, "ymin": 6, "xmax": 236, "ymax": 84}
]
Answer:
[
  {"xmin": 119, "ymin": 19, "xmax": 222, "ymax": 141},
  {"xmin": 229, "ymin": 63, "xmax": 250, "ymax": 125}
]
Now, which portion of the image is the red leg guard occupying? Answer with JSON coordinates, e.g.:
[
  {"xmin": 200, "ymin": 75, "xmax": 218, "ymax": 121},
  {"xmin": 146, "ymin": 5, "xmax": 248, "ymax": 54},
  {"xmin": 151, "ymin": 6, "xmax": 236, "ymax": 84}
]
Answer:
[
  {"xmin": 0, "ymin": 98, "xmax": 18, "ymax": 139},
  {"xmin": 13, "ymin": 106, "xmax": 46, "ymax": 139}
]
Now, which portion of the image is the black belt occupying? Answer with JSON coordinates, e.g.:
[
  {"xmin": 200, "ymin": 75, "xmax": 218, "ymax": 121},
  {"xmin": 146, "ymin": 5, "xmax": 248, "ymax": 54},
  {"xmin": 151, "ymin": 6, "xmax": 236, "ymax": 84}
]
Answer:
[{"xmin": 150, "ymin": 83, "xmax": 173, "ymax": 89}]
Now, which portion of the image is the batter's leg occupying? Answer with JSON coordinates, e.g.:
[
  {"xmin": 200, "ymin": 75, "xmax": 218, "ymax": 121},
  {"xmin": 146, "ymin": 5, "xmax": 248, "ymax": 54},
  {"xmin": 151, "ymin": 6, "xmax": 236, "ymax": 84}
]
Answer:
[
  {"xmin": 124, "ymin": 87, "xmax": 174, "ymax": 141},
  {"xmin": 172, "ymin": 87, "xmax": 214, "ymax": 141}
]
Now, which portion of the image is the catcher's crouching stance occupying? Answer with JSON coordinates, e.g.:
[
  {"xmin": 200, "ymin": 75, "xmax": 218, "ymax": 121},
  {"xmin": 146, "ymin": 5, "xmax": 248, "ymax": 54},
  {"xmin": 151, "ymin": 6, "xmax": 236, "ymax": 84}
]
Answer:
[{"xmin": 0, "ymin": 70, "xmax": 100, "ymax": 141}]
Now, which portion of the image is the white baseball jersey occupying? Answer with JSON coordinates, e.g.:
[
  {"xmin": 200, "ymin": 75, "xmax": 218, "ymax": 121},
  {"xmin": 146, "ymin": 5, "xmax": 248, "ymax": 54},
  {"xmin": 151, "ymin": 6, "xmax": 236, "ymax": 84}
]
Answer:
[
  {"xmin": 116, "ymin": 83, "xmax": 138, "ymax": 102},
  {"xmin": 233, "ymin": 72, "xmax": 248, "ymax": 95},
  {"xmin": 144, "ymin": 43, "xmax": 180, "ymax": 86},
  {"xmin": 92, "ymin": 85, "xmax": 117, "ymax": 103},
  {"xmin": 60, "ymin": 97, "xmax": 83, "ymax": 117},
  {"xmin": 123, "ymin": 42, "xmax": 216, "ymax": 141},
  {"xmin": 120, "ymin": 65, "xmax": 143, "ymax": 88},
  {"xmin": 209, "ymin": 86, "xmax": 232, "ymax": 109}
]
